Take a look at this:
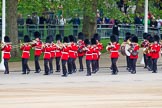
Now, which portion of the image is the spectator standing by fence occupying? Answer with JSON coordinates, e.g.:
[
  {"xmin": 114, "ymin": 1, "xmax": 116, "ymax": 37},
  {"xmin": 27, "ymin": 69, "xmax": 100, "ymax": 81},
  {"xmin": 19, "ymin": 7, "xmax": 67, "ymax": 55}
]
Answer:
[
  {"xmin": 112, "ymin": 20, "xmax": 120, "ymax": 42},
  {"xmin": 69, "ymin": 14, "xmax": 80, "ymax": 37},
  {"xmin": 26, "ymin": 15, "xmax": 33, "ymax": 37},
  {"xmin": 39, "ymin": 13, "xmax": 46, "ymax": 38},
  {"xmin": 59, "ymin": 15, "xmax": 66, "ymax": 38},
  {"xmin": 17, "ymin": 13, "xmax": 24, "ymax": 39}
]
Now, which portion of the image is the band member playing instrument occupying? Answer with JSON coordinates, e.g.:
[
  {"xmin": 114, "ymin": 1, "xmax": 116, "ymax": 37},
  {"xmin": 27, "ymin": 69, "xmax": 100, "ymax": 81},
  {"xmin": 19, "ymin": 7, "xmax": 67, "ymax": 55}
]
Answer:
[
  {"xmin": 49, "ymin": 35, "xmax": 56, "ymax": 74},
  {"xmin": 1, "ymin": 36, "xmax": 12, "ymax": 74},
  {"xmin": 61, "ymin": 37, "xmax": 70, "ymax": 77},
  {"xmin": 42, "ymin": 36, "xmax": 52, "ymax": 75},
  {"xmin": 55, "ymin": 34, "xmax": 62, "ymax": 72},
  {"xmin": 32, "ymin": 31, "xmax": 42, "ymax": 73},
  {"xmin": 147, "ymin": 36, "xmax": 154, "ymax": 71},
  {"xmin": 121, "ymin": 32, "xmax": 131, "ymax": 71},
  {"xmin": 91, "ymin": 38, "xmax": 99, "ymax": 73},
  {"xmin": 77, "ymin": 32, "xmax": 85, "ymax": 72},
  {"xmin": 84, "ymin": 39, "xmax": 93, "ymax": 76},
  {"xmin": 93, "ymin": 33, "xmax": 103, "ymax": 71},
  {"xmin": 68, "ymin": 35, "xmax": 78, "ymax": 74},
  {"xmin": 141, "ymin": 33, "xmax": 149, "ymax": 69},
  {"xmin": 20, "ymin": 35, "xmax": 32, "ymax": 74},
  {"xmin": 106, "ymin": 35, "xmax": 120, "ymax": 75},
  {"xmin": 129, "ymin": 35, "xmax": 139, "ymax": 74},
  {"xmin": 151, "ymin": 35, "xmax": 161, "ymax": 73}
]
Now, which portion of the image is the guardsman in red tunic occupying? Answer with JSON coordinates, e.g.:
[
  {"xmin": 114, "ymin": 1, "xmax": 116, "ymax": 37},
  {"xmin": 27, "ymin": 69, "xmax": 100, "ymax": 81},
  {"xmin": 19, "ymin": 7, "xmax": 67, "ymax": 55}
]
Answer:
[
  {"xmin": 32, "ymin": 31, "xmax": 42, "ymax": 73},
  {"xmin": 141, "ymin": 33, "xmax": 150, "ymax": 68},
  {"xmin": 121, "ymin": 32, "xmax": 131, "ymax": 70},
  {"xmin": 42, "ymin": 36, "xmax": 52, "ymax": 75},
  {"xmin": 48, "ymin": 35, "xmax": 55, "ymax": 74},
  {"xmin": 83, "ymin": 39, "xmax": 93, "ymax": 76},
  {"xmin": 151, "ymin": 35, "xmax": 161, "ymax": 73},
  {"xmin": 129, "ymin": 36, "xmax": 139, "ymax": 74},
  {"xmin": 93, "ymin": 33, "xmax": 103, "ymax": 71},
  {"xmin": 77, "ymin": 32, "xmax": 85, "ymax": 72},
  {"xmin": 146, "ymin": 36, "xmax": 154, "ymax": 71},
  {"xmin": 61, "ymin": 37, "xmax": 70, "ymax": 77},
  {"xmin": 1, "ymin": 36, "xmax": 12, "ymax": 74},
  {"xmin": 20, "ymin": 35, "xmax": 32, "ymax": 74},
  {"xmin": 106, "ymin": 35, "xmax": 120, "ymax": 75},
  {"xmin": 68, "ymin": 35, "xmax": 78, "ymax": 74},
  {"xmin": 55, "ymin": 34, "xmax": 62, "ymax": 72},
  {"xmin": 91, "ymin": 38, "xmax": 99, "ymax": 73}
]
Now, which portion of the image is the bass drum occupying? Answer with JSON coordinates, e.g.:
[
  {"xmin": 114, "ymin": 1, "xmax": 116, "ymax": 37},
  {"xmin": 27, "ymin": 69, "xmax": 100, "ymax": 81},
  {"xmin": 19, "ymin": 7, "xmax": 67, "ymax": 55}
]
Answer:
[
  {"xmin": 125, "ymin": 44, "xmax": 131, "ymax": 56},
  {"xmin": 120, "ymin": 45, "xmax": 126, "ymax": 56}
]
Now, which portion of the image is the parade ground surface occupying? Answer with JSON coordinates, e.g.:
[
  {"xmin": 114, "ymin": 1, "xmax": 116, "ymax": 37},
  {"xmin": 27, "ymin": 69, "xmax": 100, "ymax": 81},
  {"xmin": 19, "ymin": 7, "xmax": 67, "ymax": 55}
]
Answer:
[{"xmin": 1, "ymin": 49, "xmax": 162, "ymax": 108}]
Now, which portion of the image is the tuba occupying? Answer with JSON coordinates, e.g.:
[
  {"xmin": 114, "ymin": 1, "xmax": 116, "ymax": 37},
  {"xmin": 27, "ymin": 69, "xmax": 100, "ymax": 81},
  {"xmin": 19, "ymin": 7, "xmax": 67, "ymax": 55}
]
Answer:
[{"xmin": 106, "ymin": 42, "xmax": 113, "ymax": 54}]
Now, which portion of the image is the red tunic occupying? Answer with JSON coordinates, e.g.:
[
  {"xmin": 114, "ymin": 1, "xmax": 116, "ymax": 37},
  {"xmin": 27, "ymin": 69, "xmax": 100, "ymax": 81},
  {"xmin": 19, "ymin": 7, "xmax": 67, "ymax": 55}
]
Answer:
[
  {"xmin": 129, "ymin": 43, "xmax": 139, "ymax": 59},
  {"xmin": 97, "ymin": 42, "xmax": 103, "ymax": 56},
  {"xmin": 20, "ymin": 44, "xmax": 31, "ymax": 59},
  {"xmin": 107, "ymin": 43, "xmax": 120, "ymax": 58},
  {"xmin": 42, "ymin": 43, "xmax": 51, "ymax": 59},
  {"xmin": 92, "ymin": 45, "xmax": 99, "ymax": 60},
  {"xmin": 85, "ymin": 46, "xmax": 93, "ymax": 60},
  {"xmin": 141, "ymin": 40, "xmax": 149, "ymax": 48},
  {"xmin": 1, "ymin": 43, "xmax": 12, "ymax": 59},
  {"xmin": 61, "ymin": 45, "xmax": 69, "ymax": 60},
  {"xmin": 69, "ymin": 42, "xmax": 78, "ymax": 59},
  {"xmin": 50, "ymin": 43, "xmax": 56, "ymax": 58},
  {"xmin": 151, "ymin": 43, "xmax": 161, "ymax": 59},
  {"xmin": 55, "ymin": 43, "xmax": 62, "ymax": 57},
  {"xmin": 146, "ymin": 43, "xmax": 152, "ymax": 57},
  {"xmin": 77, "ymin": 40, "xmax": 85, "ymax": 57},
  {"xmin": 32, "ymin": 40, "xmax": 42, "ymax": 56}
]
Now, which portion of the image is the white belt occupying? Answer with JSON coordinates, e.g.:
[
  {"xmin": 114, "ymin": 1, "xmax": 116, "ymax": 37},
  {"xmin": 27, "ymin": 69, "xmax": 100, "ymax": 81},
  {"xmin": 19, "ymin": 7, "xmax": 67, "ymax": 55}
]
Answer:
[
  {"xmin": 62, "ymin": 52, "xmax": 68, "ymax": 54},
  {"xmin": 69, "ymin": 50, "xmax": 75, "ymax": 52},
  {"xmin": 86, "ymin": 54, "xmax": 92, "ymax": 55},
  {"xmin": 23, "ymin": 51, "xmax": 29, "ymax": 53},
  {"xmin": 111, "ymin": 51, "xmax": 118, "ymax": 52},
  {"xmin": 35, "ymin": 48, "xmax": 42, "ymax": 50},
  {"xmin": 4, "ymin": 52, "xmax": 10, "ymax": 54},
  {"xmin": 51, "ymin": 51, "xmax": 55, "ymax": 52},
  {"xmin": 55, "ymin": 50, "xmax": 60, "ymax": 52},
  {"xmin": 44, "ymin": 52, "xmax": 50, "ymax": 54},
  {"xmin": 92, "ymin": 53, "xmax": 98, "ymax": 55}
]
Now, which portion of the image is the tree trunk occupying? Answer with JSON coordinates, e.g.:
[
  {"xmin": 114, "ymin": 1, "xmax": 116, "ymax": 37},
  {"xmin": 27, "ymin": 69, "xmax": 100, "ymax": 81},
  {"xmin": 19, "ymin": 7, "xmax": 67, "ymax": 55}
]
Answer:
[
  {"xmin": 82, "ymin": 0, "xmax": 97, "ymax": 39},
  {"xmin": 6, "ymin": 0, "xmax": 19, "ymax": 57}
]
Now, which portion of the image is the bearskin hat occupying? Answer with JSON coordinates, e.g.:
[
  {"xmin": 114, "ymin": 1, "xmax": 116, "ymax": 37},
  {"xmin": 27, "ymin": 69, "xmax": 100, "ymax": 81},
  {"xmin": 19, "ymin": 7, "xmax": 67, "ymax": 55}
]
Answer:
[
  {"xmin": 154, "ymin": 35, "xmax": 160, "ymax": 42},
  {"xmin": 48, "ymin": 35, "xmax": 54, "ymax": 42},
  {"xmin": 46, "ymin": 36, "xmax": 51, "ymax": 43},
  {"xmin": 78, "ymin": 32, "xmax": 84, "ymax": 40},
  {"xmin": 69, "ymin": 35, "xmax": 74, "ymax": 42},
  {"xmin": 125, "ymin": 32, "xmax": 131, "ymax": 41},
  {"xmin": 24, "ymin": 35, "xmax": 31, "ymax": 43},
  {"xmin": 91, "ymin": 38, "xmax": 97, "ymax": 45},
  {"xmin": 160, "ymin": 34, "xmax": 162, "ymax": 40},
  {"xmin": 84, "ymin": 39, "xmax": 90, "ymax": 46},
  {"xmin": 56, "ymin": 34, "xmax": 62, "ymax": 41},
  {"xmin": 93, "ymin": 33, "xmax": 101, "ymax": 41},
  {"xmin": 143, "ymin": 33, "xmax": 147, "ymax": 39},
  {"xmin": 63, "ymin": 37, "xmax": 69, "ymax": 43},
  {"xmin": 4, "ymin": 36, "xmax": 10, "ymax": 42},
  {"xmin": 110, "ymin": 35, "xmax": 117, "ymax": 43},
  {"xmin": 131, "ymin": 36, "xmax": 138, "ymax": 43},
  {"xmin": 146, "ymin": 34, "xmax": 151, "ymax": 41},
  {"xmin": 34, "ymin": 31, "xmax": 41, "ymax": 39},
  {"xmin": 148, "ymin": 36, "xmax": 154, "ymax": 43}
]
